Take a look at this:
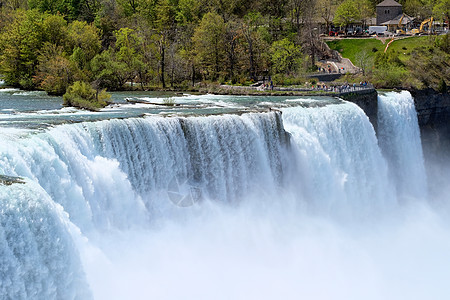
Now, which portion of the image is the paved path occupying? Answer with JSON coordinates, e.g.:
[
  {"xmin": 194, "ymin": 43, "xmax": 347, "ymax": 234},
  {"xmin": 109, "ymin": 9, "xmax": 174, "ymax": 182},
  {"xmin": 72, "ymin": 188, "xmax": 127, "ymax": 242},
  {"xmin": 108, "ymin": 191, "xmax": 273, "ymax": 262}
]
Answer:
[{"xmin": 316, "ymin": 58, "xmax": 360, "ymax": 74}]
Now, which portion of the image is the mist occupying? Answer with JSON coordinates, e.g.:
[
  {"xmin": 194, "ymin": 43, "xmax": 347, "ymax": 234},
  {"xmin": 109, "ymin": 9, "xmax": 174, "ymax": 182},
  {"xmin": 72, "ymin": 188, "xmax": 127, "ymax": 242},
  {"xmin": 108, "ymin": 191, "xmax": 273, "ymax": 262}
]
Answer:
[{"xmin": 80, "ymin": 198, "xmax": 450, "ymax": 300}]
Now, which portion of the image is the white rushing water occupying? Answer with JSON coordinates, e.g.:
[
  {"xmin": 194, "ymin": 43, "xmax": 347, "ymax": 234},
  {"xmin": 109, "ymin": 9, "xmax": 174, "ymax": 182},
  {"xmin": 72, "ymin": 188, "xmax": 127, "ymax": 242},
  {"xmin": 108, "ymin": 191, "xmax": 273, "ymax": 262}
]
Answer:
[
  {"xmin": 378, "ymin": 91, "xmax": 428, "ymax": 201},
  {"xmin": 1, "ymin": 91, "xmax": 449, "ymax": 300}
]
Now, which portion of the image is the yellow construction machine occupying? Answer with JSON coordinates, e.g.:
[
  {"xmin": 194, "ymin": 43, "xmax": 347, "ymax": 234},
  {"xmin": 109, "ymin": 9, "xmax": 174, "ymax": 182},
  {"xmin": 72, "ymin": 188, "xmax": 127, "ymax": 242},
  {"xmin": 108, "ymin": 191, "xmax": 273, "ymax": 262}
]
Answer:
[
  {"xmin": 410, "ymin": 17, "xmax": 434, "ymax": 34},
  {"xmin": 396, "ymin": 14, "xmax": 406, "ymax": 35}
]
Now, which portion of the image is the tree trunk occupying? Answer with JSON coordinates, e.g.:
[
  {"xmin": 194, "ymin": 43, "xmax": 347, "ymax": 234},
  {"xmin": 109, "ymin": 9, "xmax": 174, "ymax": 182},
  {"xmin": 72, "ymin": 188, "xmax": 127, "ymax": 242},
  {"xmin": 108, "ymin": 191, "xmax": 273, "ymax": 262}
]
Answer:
[
  {"xmin": 160, "ymin": 42, "xmax": 166, "ymax": 88},
  {"xmin": 248, "ymin": 39, "xmax": 255, "ymax": 80},
  {"xmin": 171, "ymin": 64, "xmax": 174, "ymax": 88},
  {"xmin": 192, "ymin": 64, "xmax": 195, "ymax": 87}
]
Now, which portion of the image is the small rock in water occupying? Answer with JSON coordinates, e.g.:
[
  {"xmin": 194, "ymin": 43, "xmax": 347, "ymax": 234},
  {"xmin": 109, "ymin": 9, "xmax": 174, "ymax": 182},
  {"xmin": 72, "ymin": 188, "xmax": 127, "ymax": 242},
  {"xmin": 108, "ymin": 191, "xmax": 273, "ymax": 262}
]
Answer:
[{"xmin": 0, "ymin": 175, "xmax": 26, "ymax": 186}]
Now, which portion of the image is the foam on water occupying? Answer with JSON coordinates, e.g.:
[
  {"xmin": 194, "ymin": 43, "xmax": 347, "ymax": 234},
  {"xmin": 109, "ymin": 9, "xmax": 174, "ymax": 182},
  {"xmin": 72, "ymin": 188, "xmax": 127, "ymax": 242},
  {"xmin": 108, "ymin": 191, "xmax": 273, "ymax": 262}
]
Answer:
[{"xmin": 0, "ymin": 88, "xmax": 20, "ymax": 93}]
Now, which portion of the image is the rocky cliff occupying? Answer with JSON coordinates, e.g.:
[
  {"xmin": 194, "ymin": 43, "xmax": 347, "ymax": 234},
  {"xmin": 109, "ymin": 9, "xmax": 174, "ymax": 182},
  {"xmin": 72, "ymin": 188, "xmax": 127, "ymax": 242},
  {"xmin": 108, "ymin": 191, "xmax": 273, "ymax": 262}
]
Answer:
[{"xmin": 411, "ymin": 88, "xmax": 450, "ymax": 199}]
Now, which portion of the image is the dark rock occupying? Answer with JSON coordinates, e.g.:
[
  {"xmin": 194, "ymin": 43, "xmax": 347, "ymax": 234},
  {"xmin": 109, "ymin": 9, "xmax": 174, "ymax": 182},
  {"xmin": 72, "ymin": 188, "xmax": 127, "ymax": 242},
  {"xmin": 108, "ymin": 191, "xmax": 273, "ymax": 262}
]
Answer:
[
  {"xmin": 340, "ymin": 89, "xmax": 378, "ymax": 132},
  {"xmin": 0, "ymin": 175, "xmax": 26, "ymax": 186},
  {"xmin": 410, "ymin": 88, "xmax": 450, "ymax": 200}
]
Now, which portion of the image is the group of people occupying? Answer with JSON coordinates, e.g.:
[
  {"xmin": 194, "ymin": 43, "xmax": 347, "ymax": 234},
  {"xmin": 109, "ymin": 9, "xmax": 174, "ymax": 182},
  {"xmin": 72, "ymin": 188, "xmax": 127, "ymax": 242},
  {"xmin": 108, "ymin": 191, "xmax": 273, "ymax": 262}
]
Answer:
[
  {"xmin": 311, "ymin": 81, "xmax": 371, "ymax": 93},
  {"xmin": 259, "ymin": 81, "xmax": 274, "ymax": 91},
  {"xmin": 318, "ymin": 66, "xmax": 348, "ymax": 74},
  {"xmin": 336, "ymin": 81, "xmax": 370, "ymax": 93},
  {"xmin": 255, "ymin": 80, "xmax": 371, "ymax": 93},
  {"xmin": 319, "ymin": 67, "xmax": 333, "ymax": 73}
]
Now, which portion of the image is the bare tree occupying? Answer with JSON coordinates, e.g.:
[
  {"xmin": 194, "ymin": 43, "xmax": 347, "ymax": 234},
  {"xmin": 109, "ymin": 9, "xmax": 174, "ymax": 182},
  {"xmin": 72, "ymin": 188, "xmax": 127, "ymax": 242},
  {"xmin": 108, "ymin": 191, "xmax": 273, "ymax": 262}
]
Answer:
[
  {"xmin": 355, "ymin": 50, "xmax": 373, "ymax": 76},
  {"xmin": 297, "ymin": 0, "xmax": 320, "ymax": 69}
]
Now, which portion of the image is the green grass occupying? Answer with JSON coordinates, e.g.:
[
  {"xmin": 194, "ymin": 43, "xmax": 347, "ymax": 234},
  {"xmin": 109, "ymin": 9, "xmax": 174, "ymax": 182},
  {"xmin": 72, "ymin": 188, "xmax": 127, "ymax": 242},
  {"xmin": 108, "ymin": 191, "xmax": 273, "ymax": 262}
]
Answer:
[
  {"xmin": 326, "ymin": 36, "xmax": 430, "ymax": 66},
  {"xmin": 327, "ymin": 38, "xmax": 384, "ymax": 64},
  {"xmin": 387, "ymin": 36, "xmax": 431, "ymax": 62}
]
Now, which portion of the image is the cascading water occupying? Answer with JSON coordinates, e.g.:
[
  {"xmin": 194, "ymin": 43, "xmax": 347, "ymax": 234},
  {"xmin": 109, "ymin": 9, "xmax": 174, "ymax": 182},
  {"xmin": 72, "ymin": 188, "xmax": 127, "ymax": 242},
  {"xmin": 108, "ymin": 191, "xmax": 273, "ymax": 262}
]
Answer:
[
  {"xmin": 0, "ymin": 180, "xmax": 92, "ymax": 300},
  {"xmin": 282, "ymin": 101, "xmax": 396, "ymax": 217},
  {"xmin": 1, "ymin": 91, "xmax": 449, "ymax": 300},
  {"xmin": 378, "ymin": 91, "xmax": 428, "ymax": 201}
]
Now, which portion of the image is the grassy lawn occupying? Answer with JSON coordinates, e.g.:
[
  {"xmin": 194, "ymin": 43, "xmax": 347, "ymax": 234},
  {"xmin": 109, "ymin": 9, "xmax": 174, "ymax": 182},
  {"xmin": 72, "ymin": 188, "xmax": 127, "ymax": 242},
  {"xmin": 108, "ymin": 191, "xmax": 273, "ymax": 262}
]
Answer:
[{"xmin": 326, "ymin": 36, "xmax": 430, "ymax": 66}]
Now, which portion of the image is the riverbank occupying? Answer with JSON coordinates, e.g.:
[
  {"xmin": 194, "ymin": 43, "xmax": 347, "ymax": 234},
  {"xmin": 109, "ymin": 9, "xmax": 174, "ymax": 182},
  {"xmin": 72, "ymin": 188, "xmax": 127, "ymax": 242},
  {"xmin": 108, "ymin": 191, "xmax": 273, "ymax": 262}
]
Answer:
[{"xmin": 200, "ymin": 83, "xmax": 375, "ymax": 97}]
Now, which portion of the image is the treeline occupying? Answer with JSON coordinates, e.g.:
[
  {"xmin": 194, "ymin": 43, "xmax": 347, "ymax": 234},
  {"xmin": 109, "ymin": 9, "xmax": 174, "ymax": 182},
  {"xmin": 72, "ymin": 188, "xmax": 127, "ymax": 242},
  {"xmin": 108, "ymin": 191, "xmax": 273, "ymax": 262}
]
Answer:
[{"xmin": 0, "ymin": 0, "xmax": 447, "ymax": 94}]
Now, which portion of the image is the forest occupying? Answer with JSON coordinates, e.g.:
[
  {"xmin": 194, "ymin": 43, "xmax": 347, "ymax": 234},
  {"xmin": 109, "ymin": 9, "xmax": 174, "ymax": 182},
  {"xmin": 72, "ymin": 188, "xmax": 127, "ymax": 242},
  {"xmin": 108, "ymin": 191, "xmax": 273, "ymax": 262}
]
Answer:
[{"xmin": 0, "ymin": 0, "xmax": 448, "ymax": 98}]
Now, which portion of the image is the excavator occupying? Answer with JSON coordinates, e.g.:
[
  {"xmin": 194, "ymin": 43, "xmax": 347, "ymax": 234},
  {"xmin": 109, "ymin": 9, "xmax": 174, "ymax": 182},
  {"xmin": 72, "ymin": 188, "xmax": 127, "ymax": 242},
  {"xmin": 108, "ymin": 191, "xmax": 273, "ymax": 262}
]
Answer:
[
  {"xmin": 396, "ymin": 14, "xmax": 405, "ymax": 35},
  {"xmin": 410, "ymin": 17, "xmax": 433, "ymax": 34}
]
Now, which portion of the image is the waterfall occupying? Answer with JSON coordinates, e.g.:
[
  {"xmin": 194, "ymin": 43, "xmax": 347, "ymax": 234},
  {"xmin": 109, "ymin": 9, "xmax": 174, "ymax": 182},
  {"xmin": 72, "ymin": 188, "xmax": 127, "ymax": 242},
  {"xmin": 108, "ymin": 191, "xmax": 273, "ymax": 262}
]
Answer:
[
  {"xmin": 0, "ymin": 112, "xmax": 289, "ymax": 231},
  {"xmin": 0, "ymin": 181, "xmax": 92, "ymax": 300},
  {"xmin": 282, "ymin": 101, "xmax": 396, "ymax": 218},
  {"xmin": 378, "ymin": 91, "xmax": 428, "ymax": 201},
  {"xmin": 0, "ymin": 92, "xmax": 443, "ymax": 300}
]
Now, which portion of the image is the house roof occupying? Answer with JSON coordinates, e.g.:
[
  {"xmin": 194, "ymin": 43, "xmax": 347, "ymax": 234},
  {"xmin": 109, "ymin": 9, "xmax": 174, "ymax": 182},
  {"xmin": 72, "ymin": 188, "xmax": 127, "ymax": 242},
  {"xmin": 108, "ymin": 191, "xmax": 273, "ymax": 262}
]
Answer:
[
  {"xmin": 376, "ymin": 0, "xmax": 402, "ymax": 7},
  {"xmin": 381, "ymin": 14, "xmax": 414, "ymax": 25}
]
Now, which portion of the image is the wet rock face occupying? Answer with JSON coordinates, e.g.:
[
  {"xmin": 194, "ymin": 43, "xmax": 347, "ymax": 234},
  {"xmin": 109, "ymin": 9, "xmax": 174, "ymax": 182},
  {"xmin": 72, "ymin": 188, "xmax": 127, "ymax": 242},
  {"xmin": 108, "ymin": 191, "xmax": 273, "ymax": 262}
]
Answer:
[
  {"xmin": 412, "ymin": 89, "xmax": 450, "ymax": 199},
  {"xmin": 412, "ymin": 88, "xmax": 450, "ymax": 129},
  {"xmin": 341, "ymin": 90, "xmax": 378, "ymax": 132},
  {"xmin": 412, "ymin": 88, "xmax": 450, "ymax": 151}
]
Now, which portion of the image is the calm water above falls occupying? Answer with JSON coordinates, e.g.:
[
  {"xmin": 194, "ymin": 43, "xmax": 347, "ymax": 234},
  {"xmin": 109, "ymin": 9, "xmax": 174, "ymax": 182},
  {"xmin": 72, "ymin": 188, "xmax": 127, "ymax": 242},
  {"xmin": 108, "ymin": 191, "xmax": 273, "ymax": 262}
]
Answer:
[{"xmin": 0, "ymin": 90, "xmax": 449, "ymax": 300}]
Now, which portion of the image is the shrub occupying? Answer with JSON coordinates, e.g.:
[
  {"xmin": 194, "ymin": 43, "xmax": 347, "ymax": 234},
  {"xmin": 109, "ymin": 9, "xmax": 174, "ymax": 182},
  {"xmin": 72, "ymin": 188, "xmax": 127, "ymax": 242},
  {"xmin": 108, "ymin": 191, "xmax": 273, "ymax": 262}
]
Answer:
[
  {"xmin": 438, "ymin": 79, "xmax": 447, "ymax": 94},
  {"xmin": 372, "ymin": 66, "xmax": 408, "ymax": 88},
  {"xmin": 63, "ymin": 81, "xmax": 111, "ymax": 111},
  {"xmin": 283, "ymin": 76, "xmax": 306, "ymax": 86},
  {"xmin": 435, "ymin": 34, "xmax": 449, "ymax": 53},
  {"xmin": 163, "ymin": 97, "xmax": 176, "ymax": 106}
]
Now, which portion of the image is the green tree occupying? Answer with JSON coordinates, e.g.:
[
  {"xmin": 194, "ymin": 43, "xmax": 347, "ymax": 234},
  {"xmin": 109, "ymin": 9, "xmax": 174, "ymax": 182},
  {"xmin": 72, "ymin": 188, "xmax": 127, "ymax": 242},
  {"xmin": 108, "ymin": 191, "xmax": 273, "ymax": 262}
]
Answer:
[
  {"xmin": 67, "ymin": 20, "xmax": 101, "ymax": 71},
  {"xmin": 0, "ymin": 9, "xmax": 45, "ymax": 88},
  {"xmin": 177, "ymin": 0, "xmax": 202, "ymax": 23},
  {"xmin": 356, "ymin": 0, "xmax": 374, "ymax": 25},
  {"xmin": 28, "ymin": 0, "xmax": 81, "ymax": 20},
  {"xmin": 403, "ymin": 0, "xmax": 433, "ymax": 19},
  {"xmin": 91, "ymin": 49, "xmax": 129, "ymax": 89},
  {"xmin": 34, "ymin": 43, "xmax": 82, "ymax": 94},
  {"xmin": 372, "ymin": 50, "xmax": 408, "ymax": 88},
  {"xmin": 192, "ymin": 11, "xmax": 226, "ymax": 80},
  {"xmin": 154, "ymin": 0, "xmax": 178, "ymax": 88},
  {"xmin": 42, "ymin": 13, "xmax": 68, "ymax": 47},
  {"xmin": 433, "ymin": 0, "xmax": 450, "ymax": 25},
  {"xmin": 333, "ymin": 0, "xmax": 360, "ymax": 30},
  {"xmin": 435, "ymin": 33, "xmax": 450, "ymax": 53},
  {"xmin": 240, "ymin": 12, "xmax": 270, "ymax": 80},
  {"xmin": 270, "ymin": 38, "xmax": 303, "ymax": 74},
  {"xmin": 114, "ymin": 27, "xmax": 146, "ymax": 86},
  {"xmin": 79, "ymin": 0, "xmax": 102, "ymax": 23},
  {"xmin": 0, "ymin": 0, "xmax": 28, "ymax": 10},
  {"xmin": 116, "ymin": 0, "xmax": 145, "ymax": 17}
]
